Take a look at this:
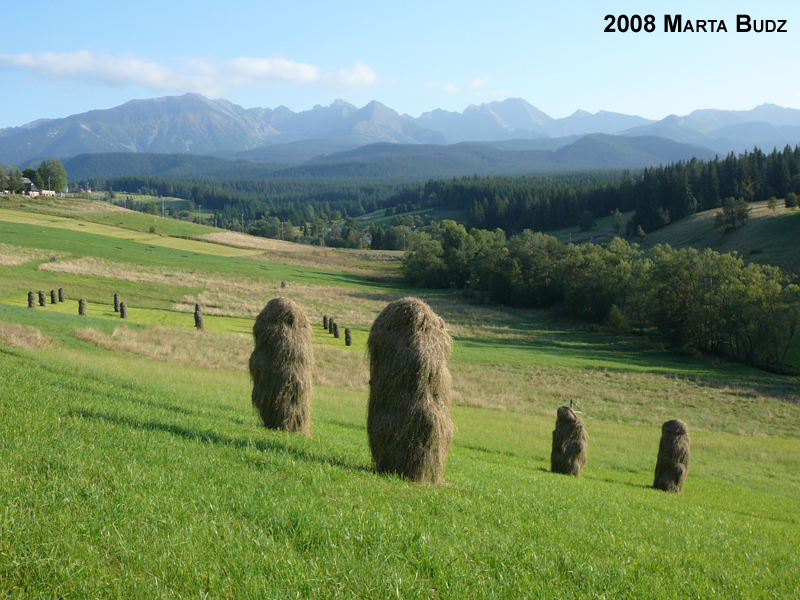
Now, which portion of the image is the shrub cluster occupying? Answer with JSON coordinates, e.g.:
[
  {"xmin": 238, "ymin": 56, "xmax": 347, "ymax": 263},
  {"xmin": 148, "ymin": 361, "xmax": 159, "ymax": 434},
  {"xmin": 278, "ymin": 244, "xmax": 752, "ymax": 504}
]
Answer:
[{"xmin": 404, "ymin": 223, "xmax": 800, "ymax": 372}]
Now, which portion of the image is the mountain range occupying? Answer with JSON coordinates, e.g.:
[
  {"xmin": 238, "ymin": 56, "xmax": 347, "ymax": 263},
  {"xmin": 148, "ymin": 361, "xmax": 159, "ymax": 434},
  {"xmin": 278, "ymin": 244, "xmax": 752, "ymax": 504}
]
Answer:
[{"xmin": 2, "ymin": 94, "xmax": 800, "ymax": 171}]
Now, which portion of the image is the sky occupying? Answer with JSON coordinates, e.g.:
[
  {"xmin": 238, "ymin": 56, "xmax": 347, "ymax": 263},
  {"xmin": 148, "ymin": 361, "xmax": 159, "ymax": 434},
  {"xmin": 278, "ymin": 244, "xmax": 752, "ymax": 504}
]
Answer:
[{"xmin": 1, "ymin": 0, "xmax": 798, "ymax": 128}]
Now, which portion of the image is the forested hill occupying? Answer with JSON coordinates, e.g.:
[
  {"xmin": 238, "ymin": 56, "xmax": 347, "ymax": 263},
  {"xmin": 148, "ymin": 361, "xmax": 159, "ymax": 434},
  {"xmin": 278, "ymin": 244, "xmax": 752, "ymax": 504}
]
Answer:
[
  {"xmin": 381, "ymin": 144, "xmax": 800, "ymax": 235},
  {"xmin": 64, "ymin": 134, "xmax": 715, "ymax": 183}
]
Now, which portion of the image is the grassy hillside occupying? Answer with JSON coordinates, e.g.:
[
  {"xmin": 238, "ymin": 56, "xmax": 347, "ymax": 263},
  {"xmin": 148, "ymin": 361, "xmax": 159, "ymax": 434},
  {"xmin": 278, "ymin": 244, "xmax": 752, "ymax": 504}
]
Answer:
[
  {"xmin": 639, "ymin": 199, "xmax": 800, "ymax": 275},
  {"xmin": 1, "ymin": 200, "xmax": 799, "ymax": 597},
  {"xmin": 546, "ymin": 200, "xmax": 800, "ymax": 276}
]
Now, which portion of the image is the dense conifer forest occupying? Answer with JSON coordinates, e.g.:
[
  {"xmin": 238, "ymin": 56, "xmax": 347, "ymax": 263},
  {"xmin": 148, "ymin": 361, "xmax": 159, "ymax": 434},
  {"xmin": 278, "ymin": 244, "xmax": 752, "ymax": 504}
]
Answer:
[{"xmin": 88, "ymin": 145, "xmax": 800, "ymax": 243}]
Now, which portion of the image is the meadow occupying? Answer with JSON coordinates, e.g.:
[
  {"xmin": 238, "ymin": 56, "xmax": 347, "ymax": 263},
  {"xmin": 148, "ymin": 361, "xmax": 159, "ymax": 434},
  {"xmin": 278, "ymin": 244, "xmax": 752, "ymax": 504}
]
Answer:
[{"xmin": 1, "ymin": 196, "xmax": 799, "ymax": 598}]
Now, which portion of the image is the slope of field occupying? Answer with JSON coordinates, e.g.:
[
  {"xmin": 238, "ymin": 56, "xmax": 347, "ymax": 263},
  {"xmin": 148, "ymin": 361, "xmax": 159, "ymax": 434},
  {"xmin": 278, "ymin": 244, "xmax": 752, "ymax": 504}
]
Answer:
[
  {"xmin": 1, "ymin": 199, "xmax": 799, "ymax": 597},
  {"xmin": 640, "ymin": 200, "xmax": 800, "ymax": 275}
]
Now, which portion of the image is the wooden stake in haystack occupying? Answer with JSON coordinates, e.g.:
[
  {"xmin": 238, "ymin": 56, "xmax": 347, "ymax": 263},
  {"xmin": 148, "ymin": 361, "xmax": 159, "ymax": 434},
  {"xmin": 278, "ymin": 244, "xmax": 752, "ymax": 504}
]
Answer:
[
  {"xmin": 367, "ymin": 297, "xmax": 454, "ymax": 483},
  {"xmin": 551, "ymin": 405, "xmax": 588, "ymax": 477},
  {"xmin": 653, "ymin": 419, "xmax": 690, "ymax": 493},
  {"xmin": 194, "ymin": 304, "xmax": 204, "ymax": 331},
  {"xmin": 249, "ymin": 297, "xmax": 314, "ymax": 435}
]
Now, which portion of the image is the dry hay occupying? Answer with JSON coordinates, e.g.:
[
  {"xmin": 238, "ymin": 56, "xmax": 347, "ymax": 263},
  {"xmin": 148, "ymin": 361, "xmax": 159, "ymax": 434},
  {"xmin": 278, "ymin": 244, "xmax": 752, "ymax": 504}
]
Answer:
[
  {"xmin": 249, "ymin": 297, "xmax": 314, "ymax": 436},
  {"xmin": 119, "ymin": 302, "xmax": 127, "ymax": 319},
  {"xmin": 38, "ymin": 291, "xmax": 46, "ymax": 307},
  {"xmin": 367, "ymin": 297, "xmax": 453, "ymax": 483},
  {"xmin": 50, "ymin": 290, "xmax": 57, "ymax": 305},
  {"xmin": 27, "ymin": 291, "xmax": 35, "ymax": 309},
  {"xmin": 79, "ymin": 299, "xmax": 87, "ymax": 315},
  {"xmin": 345, "ymin": 327, "xmax": 352, "ymax": 346},
  {"xmin": 653, "ymin": 419, "xmax": 690, "ymax": 493},
  {"xmin": 194, "ymin": 303, "xmax": 204, "ymax": 331},
  {"xmin": 58, "ymin": 288, "xmax": 65, "ymax": 302},
  {"xmin": 0, "ymin": 243, "xmax": 64, "ymax": 267},
  {"xmin": 551, "ymin": 406, "xmax": 588, "ymax": 477},
  {"xmin": 114, "ymin": 293, "xmax": 120, "ymax": 313},
  {"xmin": 0, "ymin": 322, "xmax": 54, "ymax": 350},
  {"xmin": 323, "ymin": 315, "xmax": 328, "ymax": 330}
]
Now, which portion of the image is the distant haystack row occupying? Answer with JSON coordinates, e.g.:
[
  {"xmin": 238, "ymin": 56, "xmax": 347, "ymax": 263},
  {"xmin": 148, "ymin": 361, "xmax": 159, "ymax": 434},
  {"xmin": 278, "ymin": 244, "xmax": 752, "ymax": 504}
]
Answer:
[{"xmin": 21, "ymin": 282, "xmax": 691, "ymax": 490}]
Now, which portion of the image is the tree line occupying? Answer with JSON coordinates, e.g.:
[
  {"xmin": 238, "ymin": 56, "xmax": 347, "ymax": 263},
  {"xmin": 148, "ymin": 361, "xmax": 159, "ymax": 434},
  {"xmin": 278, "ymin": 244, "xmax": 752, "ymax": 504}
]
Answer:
[
  {"xmin": 381, "ymin": 144, "xmax": 800, "ymax": 236},
  {"xmin": 403, "ymin": 221, "xmax": 800, "ymax": 373}
]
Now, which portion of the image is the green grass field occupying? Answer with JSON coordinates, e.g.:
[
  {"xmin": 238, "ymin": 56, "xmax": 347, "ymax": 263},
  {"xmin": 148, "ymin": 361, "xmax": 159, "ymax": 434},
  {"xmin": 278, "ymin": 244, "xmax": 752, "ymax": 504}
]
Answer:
[
  {"xmin": 639, "ymin": 200, "xmax": 800, "ymax": 275},
  {"xmin": 357, "ymin": 206, "xmax": 469, "ymax": 228},
  {"xmin": 1, "ymin": 197, "xmax": 799, "ymax": 598}
]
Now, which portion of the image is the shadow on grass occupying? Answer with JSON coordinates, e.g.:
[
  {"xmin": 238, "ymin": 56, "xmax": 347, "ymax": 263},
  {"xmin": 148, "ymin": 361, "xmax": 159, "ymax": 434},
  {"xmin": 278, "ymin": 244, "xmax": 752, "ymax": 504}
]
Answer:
[{"xmin": 66, "ymin": 407, "xmax": 372, "ymax": 474}]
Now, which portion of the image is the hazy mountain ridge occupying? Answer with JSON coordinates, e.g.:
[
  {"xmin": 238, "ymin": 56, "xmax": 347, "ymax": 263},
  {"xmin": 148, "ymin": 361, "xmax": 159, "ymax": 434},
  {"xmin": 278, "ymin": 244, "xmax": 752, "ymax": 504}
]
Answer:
[
  {"xmin": 2, "ymin": 94, "xmax": 800, "ymax": 167},
  {"xmin": 63, "ymin": 135, "xmax": 717, "ymax": 183}
]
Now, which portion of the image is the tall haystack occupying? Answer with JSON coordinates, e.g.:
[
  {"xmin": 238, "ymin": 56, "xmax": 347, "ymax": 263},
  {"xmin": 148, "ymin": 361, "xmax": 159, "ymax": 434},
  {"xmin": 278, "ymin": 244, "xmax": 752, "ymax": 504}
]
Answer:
[
  {"xmin": 323, "ymin": 315, "xmax": 329, "ymax": 330},
  {"xmin": 38, "ymin": 291, "xmax": 46, "ymax": 307},
  {"xmin": 58, "ymin": 288, "xmax": 65, "ymax": 302},
  {"xmin": 78, "ymin": 299, "xmax": 87, "ymax": 315},
  {"xmin": 345, "ymin": 327, "xmax": 352, "ymax": 346},
  {"xmin": 50, "ymin": 290, "xmax": 57, "ymax": 304},
  {"xmin": 194, "ymin": 304, "xmax": 204, "ymax": 331},
  {"xmin": 28, "ymin": 292, "xmax": 35, "ymax": 309},
  {"xmin": 249, "ymin": 297, "xmax": 314, "ymax": 435},
  {"xmin": 114, "ymin": 293, "xmax": 120, "ymax": 313},
  {"xmin": 328, "ymin": 318, "xmax": 334, "ymax": 334},
  {"xmin": 333, "ymin": 322, "xmax": 340, "ymax": 339},
  {"xmin": 119, "ymin": 302, "xmax": 127, "ymax": 319},
  {"xmin": 367, "ymin": 297, "xmax": 453, "ymax": 483},
  {"xmin": 551, "ymin": 406, "xmax": 588, "ymax": 477},
  {"xmin": 653, "ymin": 419, "xmax": 690, "ymax": 493}
]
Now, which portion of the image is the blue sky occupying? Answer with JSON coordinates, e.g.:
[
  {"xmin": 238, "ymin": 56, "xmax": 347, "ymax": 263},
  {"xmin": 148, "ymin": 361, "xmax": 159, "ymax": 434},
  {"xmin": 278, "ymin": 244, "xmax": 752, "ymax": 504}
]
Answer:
[{"xmin": 1, "ymin": 0, "xmax": 798, "ymax": 128}]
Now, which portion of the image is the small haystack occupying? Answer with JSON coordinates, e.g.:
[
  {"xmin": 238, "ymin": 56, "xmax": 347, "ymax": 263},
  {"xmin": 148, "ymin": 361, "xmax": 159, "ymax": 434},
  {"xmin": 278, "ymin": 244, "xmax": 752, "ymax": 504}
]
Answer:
[
  {"xmin": 58, "ymin": 288, "xmax": 65, "ymax": 302},
  {"xmin": 345, "ymin": 327, "xmax": 352, "ymax": 346},
  {"xmin": 38, "ymin": 291, "xmax": 46, "ymax": 307},
  {"xmin": 280, "ymin": 281, "xmax": 287, "ymax": 289},
  {"xmin": 328, "ymin": 318, "xmax": 334, "ymax": 334},
  {"xmin": 28, "ymin": 291, "xmax": 35, "ymax": 309},
  {"xmin": 333, "ymin": 322, "xmax": 340, "ymax": 339},
  {"xmin": 249, "ymin": 297, "xmax": 314, "ymax": 435},
  {"xmin": 114, "ymin": 293, "xmax": 120, "ymax": 313},
  {"xmin": 194, "ymin": 303, "xmax": 204, "ymax": 331},
  {"xmin": 50, "ymin": 290, "xmax": 57, "ymax": 305},
  {"xmin": 78, "ymin": 299, "xmax": 87, "ymax": 316},
  {"xmin": 367, "ymin": 297, "xmax": 454, "ymax": 483},
  {"xmin": 653, "ymin": 419, "xmax": 690, "ymax": 493},
  {"xmin": 323, "ymin": 315, "xmax": 329, "ymax": 330},
  {"xmin": 119, "ymin": 302, "xmax": 127, "ymax": 319},
  {"xmin": 551, "ymin": 406, "xmax": 588, "ymax": 477}
]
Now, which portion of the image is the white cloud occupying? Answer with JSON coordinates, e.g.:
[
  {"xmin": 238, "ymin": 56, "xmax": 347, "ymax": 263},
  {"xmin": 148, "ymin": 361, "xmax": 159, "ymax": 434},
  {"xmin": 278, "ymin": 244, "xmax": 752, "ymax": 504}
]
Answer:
[
  {"xmin": 470, "ymin": 77, "xmax": 489, "ymax": 89},
  {"xmin": 326, "ymin": 60, "xmax": 378, "ymax": 87},
  {"xmin": 0, "ymin": 51, "xmax": 377, "ymax": 95},
  {"xmin": 444, "ymin": 82, "xmax": 460, "ymax": 95}
]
